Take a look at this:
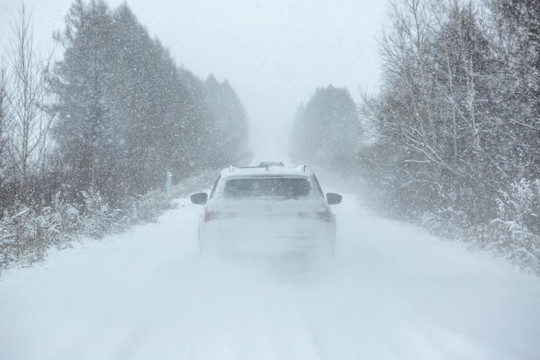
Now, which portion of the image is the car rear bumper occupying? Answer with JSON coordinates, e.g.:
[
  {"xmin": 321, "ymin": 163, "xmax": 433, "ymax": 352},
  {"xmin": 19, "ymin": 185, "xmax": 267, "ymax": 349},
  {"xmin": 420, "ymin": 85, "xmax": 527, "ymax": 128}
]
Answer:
[{"xmin": 199, "ymin": 217, "xmax": 335, "ymax": 255}]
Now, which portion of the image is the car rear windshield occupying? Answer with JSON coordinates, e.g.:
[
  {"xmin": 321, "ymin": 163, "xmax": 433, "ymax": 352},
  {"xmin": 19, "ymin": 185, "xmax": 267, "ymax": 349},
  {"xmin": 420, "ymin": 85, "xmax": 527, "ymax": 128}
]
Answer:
[{"xmin": 223, "ymin": 177, "xmax": 312, "ymax": 199}]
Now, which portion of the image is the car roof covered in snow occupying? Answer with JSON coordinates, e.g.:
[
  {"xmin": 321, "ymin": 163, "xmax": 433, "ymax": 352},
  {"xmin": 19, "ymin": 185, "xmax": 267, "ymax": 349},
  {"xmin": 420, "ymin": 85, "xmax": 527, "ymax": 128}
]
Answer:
[{"xmin": 220, "ymin": 164, "xmax": 312, "ymax": 179}]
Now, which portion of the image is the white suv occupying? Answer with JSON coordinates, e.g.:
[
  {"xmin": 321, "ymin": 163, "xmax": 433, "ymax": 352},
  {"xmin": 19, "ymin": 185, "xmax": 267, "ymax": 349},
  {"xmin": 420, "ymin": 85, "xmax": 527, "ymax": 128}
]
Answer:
[{"xmin": 190, "ymin": 164, "xmax": 342, "ymax": 255}]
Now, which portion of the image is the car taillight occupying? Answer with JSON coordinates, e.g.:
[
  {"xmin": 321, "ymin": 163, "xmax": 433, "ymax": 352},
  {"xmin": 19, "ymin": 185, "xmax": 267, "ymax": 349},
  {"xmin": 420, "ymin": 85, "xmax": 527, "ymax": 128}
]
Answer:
[
  {"xmin": 204, "ymin": 210, "xmax": 237, "ymax": 222},
  {"xmin": 298, "ymin": 210, "xmax": 332, "ymax": 222},
  {"xmin": 204, "ymin": 210, "xmax": 219, "ymax": 222}
]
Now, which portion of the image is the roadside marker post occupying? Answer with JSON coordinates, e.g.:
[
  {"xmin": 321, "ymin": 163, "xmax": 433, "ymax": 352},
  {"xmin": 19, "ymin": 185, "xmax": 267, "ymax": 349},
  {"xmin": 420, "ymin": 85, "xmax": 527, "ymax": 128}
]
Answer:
[{"xmin": 166, "ymin": 172, "xmax": 172, "ymax": 198}]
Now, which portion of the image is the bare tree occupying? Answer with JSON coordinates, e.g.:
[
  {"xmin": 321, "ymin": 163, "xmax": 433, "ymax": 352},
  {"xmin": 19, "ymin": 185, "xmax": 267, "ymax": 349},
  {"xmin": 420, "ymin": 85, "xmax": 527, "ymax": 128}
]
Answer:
[
  {"xmin": 2, "ymin": 4, "xmax": 52, "ymax": 199},
  {"xmin": 0, "ymin": 67, "xmax": 7, "ymax": 170}
]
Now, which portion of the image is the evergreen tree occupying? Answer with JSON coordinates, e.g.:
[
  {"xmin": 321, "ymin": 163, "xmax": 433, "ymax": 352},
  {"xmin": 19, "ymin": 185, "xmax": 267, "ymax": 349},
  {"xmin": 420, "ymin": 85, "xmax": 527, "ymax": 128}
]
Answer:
[
  {"xmin": 290, "ymin": 85, "xmax": 361, "ymax": 167},
  {"xmin": 51, "ymin": 0, "xmax": 250, "ymax": 204},
  {"xmin": 204, "ymin": 74, "xmax": 249, "ymax": 165},
  {"xmin": 51, "ymin": 0, "xmax": 118, "ymax": 201}
]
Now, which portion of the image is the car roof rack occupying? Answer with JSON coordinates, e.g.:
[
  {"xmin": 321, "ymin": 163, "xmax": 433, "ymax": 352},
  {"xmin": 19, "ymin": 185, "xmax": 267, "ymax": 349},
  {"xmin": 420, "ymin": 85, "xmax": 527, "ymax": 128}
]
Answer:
[
  {"xmin": 258, "ymin": 161, "xmax": 284, "ymax": 167},
  {"xmin": 224, "ymin": 163, "xmax": 308, "ymax": 176},
  {"xmin": 228, "ymin": 162, "xmax": 286, "ymax": 172}
]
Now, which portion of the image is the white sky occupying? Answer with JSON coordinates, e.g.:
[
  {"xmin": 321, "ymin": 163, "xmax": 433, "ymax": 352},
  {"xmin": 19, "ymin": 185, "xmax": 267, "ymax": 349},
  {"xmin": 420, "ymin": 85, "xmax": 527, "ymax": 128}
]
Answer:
[{"xmin": 0, "ymin": 0, "xmax": 387, "ymax": 161}]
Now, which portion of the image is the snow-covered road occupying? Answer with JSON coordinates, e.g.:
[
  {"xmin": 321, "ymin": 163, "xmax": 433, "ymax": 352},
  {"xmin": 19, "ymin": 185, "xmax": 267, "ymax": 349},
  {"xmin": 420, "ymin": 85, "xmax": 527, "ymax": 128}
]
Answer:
[{"xmin": 1, "ymin": 191, "xmax": 539, "ymax": 360}]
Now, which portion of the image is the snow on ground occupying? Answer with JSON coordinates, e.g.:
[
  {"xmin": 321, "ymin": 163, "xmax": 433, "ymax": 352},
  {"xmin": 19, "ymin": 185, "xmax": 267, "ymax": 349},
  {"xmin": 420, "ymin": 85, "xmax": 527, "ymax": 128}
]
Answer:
[{"xmin": 1, "ymin": 190, "xmax": 539, "ymax": 360}]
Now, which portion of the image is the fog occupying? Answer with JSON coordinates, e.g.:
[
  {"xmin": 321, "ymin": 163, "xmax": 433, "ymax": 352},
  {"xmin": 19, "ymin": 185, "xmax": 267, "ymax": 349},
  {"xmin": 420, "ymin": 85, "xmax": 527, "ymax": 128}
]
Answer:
[
  {"xmin": 1, "ymin": 1, "xmax": 540, "ymax": 359},
  {"xmin": 0, "ymin": 0, "xmax": 386, "ymax": 159}
]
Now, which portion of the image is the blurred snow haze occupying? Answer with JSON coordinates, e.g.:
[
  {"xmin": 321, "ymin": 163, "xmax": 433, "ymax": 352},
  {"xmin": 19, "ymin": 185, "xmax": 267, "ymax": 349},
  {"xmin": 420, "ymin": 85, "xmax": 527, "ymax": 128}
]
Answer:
[{"xmin": 1, "ymin": 1, "xmax": 539, "ymax": 359}]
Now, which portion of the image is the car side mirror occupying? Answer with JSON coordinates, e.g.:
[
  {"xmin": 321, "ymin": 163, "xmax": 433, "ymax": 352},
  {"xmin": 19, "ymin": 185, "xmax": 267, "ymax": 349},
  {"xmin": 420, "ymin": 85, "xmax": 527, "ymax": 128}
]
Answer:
[
  {"xmin": 326, "ymin": 192, "xmax": 342, "ymax": 205},
  {"xmin": 190, "ymin": 192, "xmax": 208, "ymax": 205}
]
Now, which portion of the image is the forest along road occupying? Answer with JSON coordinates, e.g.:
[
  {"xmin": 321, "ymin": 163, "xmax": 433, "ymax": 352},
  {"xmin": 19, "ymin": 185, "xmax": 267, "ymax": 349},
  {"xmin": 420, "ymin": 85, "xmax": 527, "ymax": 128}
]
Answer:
[{"xmin": 1, "ymin": 192, "xmax": 539, "ymax": 360}]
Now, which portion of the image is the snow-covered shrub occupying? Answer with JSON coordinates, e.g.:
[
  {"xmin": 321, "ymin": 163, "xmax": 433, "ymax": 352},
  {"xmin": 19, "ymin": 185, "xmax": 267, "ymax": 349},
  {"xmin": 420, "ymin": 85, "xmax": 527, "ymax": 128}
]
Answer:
[
  {"xmin": 33, "ymin": 207, "xmax": 59, "ymax": 256},
  {"xmin": 0, "ymin": 170, "xmax": 216, "ymax": 274},
  {"xmin": 0, "ymin": 205, "xmax": 42, "ymax": 267},
  {"xmin": 0, "ymin": 190, "xmax": 117, "ymax": 272},
  {"xmin": 496, "ymin": 179, "xmax": 540, "ymax": 234},
  {"xmin": 418, "ymin": 180, "xmax": 540, "ymax": 274},
  {"xmin": 79, "ymin": 189, "xmax": 119, "ymax": 239},
  {"xmin": 49, "ymin": 194, "xmax": 81, "ymax": 245},
  {"xmin": 421, "ymin": 207, "xmax": 471, "ymax": 239},
  {"xmin": 0, "ymin": 214, "xmax": 18, "ymax": 270},
  {"xmin": 486, "ymin": 179, "xmax": 540, "ymax": 274},
  {"xmin": 128, "ymin": 190, "xmax": 172, "ymax": 224}
]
